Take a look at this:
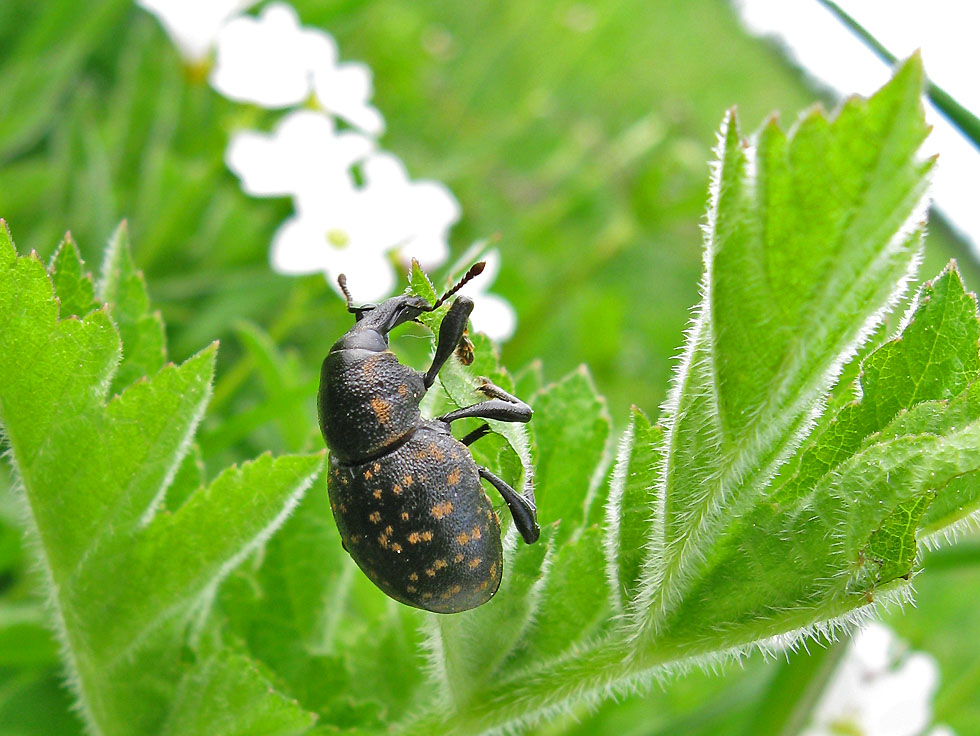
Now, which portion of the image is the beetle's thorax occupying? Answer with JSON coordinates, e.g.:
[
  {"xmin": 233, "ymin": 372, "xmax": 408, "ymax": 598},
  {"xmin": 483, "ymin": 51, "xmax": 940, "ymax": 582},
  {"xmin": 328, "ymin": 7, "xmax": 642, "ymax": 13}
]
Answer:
[{"xmin": 319, "ymin": 331, "xmax": 426, "ymax": 467}]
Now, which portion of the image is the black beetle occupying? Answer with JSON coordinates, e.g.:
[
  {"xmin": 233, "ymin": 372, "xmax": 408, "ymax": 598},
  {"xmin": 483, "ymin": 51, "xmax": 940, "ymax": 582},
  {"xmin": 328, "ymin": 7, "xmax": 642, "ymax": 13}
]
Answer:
[{"xmin": 318, "ymin": 264, "xmax": 539, "ymax": 613}]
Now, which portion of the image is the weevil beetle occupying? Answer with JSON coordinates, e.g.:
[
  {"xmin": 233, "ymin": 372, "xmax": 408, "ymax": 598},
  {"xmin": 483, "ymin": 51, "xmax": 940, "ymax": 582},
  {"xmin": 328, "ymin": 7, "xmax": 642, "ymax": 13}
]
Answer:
[{"xmin": 318, "ymin": 264, "xmax": 540, "ymax": 614}]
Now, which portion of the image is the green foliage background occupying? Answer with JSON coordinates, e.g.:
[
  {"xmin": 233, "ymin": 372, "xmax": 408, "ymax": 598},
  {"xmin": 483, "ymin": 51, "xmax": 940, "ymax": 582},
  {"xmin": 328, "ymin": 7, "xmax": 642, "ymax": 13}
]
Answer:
[{"xmin": 2, "ymin": 1, "xmax": 980, "ymax": 735}]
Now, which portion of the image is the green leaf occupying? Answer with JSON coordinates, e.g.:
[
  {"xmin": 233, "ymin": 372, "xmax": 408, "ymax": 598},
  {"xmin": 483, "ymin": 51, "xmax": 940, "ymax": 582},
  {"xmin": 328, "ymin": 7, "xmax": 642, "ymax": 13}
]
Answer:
[
  {"xmin": 532, "ymin": 367, "xmax": 611, "ymax": 541},
  {"xmin": 0, "ymin": 601, "xmax": 59, "ymax": 668},
  {"xmin": 97, "ymin": 221, "xmax": 167, "ymax": 393},
  {"xmin": 637, "ymin": 54, "xmax": 932, "ymax": 633},
  {"xmin": 604, "ymin": 408, "xmax": 662, "ymax": 611},
  {"xmin": 860, "ymin": 491, "xmax": 933, "ymax": 587},
  {"xmin": 518, "ymin": 525, "xmax": 609, "ymax": 662},
  {"xmin": 233, "ymin": 320, "xmax": 312, "ymax": 452},
  {"xmin": 161, "ymin": 649, "xmax": 318, "ymax": 736},
  {"xmin": 47, "ymin": 233, "xmax": 97, "ymax": 318},
  {"xmin": 0, "ymin": 221, "xmax": 323, "ymax": 736}
]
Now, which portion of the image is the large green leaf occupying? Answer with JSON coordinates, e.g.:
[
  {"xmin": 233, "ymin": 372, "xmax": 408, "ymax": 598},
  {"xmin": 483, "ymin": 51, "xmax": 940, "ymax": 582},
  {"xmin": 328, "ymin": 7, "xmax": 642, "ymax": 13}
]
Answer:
[
  {"xmin": 0, "ymin": 222, "xmax": 323, "ymax": 736},
  {"xmin": 637, "ymin": 55, "xmax": 933, "ymax": 633}
]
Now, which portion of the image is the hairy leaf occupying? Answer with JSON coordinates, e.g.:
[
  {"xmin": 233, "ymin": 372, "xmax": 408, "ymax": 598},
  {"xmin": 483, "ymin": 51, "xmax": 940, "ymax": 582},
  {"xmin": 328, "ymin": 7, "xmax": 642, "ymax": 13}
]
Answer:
[
  {"xmin": 393, "ymin": 55, "xmax": 972, "ymax": 736},
  {"xmin": 0, "ymin": 222, "xmax": 323, "ymax": 736}
]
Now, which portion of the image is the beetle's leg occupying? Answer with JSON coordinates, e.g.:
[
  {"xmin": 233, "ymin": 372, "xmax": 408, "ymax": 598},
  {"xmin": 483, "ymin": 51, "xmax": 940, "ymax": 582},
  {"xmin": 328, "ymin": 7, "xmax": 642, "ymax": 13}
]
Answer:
[
  {"xmin": 478, "ymin": 466, "xmax": 539, "ymax": 544},
  {"xmin": 460, "ymin": 423, "xmax": 491, "ymax": 446},
  {"xmin": 438, "ymin": 379, "xmax": 532, "ymax": 425},
  {"xmin": 423, "ymin": 296, "xmax": 474, "ymax": 389},
  {"xmin": 439, "ymin": 398, "xmax": 532, "ymax": 424}
]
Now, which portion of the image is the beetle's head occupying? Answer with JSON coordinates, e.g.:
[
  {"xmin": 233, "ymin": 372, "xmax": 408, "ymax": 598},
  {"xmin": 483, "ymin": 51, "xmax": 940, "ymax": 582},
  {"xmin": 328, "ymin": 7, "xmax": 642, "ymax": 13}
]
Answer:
[{"xmin": 337, "ymin": 262, "xmax": 486, "ymax": 336}]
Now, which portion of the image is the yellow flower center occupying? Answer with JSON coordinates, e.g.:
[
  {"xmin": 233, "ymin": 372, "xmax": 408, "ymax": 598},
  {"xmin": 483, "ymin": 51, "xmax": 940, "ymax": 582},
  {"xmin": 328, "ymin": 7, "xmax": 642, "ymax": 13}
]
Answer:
[{"xmin": 326, "ymin": 228, "xmax": 350, "ymax": 248}]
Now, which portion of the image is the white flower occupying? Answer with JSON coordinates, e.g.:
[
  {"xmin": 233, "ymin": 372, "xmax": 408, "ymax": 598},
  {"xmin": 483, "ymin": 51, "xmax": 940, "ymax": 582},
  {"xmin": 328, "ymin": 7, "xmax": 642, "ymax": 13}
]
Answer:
[
  {"xmin": 270, "ymin": 152, "xmax": 459, "ymax": 302},
  {"xmin": 457, "ymin": 250, "xmax": 517, "ymax": 342},
  {"xmin": 210, "ymin": 3, "xmax": 326, "ymax": 108},
  {"xmin": 312, "ymin": 61, "xmax": 385, "ymax": 137},
  {"xmin": 226, "ymin": 110, "xmax": 373, "ymax": 198},
  {"xmin": 802, "ymin": 623, "xmax": 950, "ymax": 736},
  {"xmin": 210, "ymin": 2, "xmax": 384, "ymax": 133},
  {"xmin": 354, "ymin": 154, "xmax": 460, "ymax": 269},
  {"xmin": 137, "ymin": 0, "xmax": 256, "ymax": 63},
  {"xmin": 271, "ymin": 203, "xmax": 397, "ymax": 303}
]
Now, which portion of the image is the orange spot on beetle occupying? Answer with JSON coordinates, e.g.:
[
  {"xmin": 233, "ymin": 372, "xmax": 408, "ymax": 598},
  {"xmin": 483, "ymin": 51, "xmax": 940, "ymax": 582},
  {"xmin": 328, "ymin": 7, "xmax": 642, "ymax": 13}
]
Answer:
[
  {"xmin": 409, "ymin": 572, "xmax": 419, "ymax": 581},
  {"xmin": 447, "ymin": 467, "xmax": 461, "ymax": 486},
  {"xmin": 368, "ymin": 511, "xmax": 381, "ymax": 524},
  {"xmin": 430, "ymin": 501, "xmax": 453, "ymax": 519},
  {"xmin": 420, "ymin": 530, "xmax": 433, "ymax": 542},
  {"xmin": 370, "ymin": 397, "xmax": 392, "ymax": 424},
  {"xmin": 434, "ymin": 559, "xmax": 448, "ymax": 570},
  {"xmin": 373, "ymin": 489, "xmax": 382, "ymax": 499},
  {"xmin": 468, "ymin": 558, "xmax": 482, "ymax": 569}
]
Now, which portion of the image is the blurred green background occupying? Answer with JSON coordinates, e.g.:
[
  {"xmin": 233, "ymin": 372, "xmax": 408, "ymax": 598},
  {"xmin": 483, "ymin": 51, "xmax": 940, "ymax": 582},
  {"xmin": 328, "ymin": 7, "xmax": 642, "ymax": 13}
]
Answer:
[{"xmin": 1, "ymin": 0, "xmax": 979, "ymax": 733}]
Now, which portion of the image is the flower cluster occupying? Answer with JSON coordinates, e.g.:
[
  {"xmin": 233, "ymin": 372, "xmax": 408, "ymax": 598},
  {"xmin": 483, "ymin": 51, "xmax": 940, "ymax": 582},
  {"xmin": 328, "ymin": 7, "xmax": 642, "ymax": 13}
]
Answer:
[{"xmin": 137, "ymin": 0, "xmax": 516, "ymax": 339}]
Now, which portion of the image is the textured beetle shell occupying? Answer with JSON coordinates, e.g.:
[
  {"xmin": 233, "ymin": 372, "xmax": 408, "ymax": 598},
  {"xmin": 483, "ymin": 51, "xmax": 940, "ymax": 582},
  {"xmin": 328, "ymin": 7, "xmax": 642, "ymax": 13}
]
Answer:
[
  {"xmin": 328, "ymin": 422, "xmax": 503, "ymax": 613},
  {"xmin": 318, "ymin": 348, "xmax": 426, "ymax": 464}
]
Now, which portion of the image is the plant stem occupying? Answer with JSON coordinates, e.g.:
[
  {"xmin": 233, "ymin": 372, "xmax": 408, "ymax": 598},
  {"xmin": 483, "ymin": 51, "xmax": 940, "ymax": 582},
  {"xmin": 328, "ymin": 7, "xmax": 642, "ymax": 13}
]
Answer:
[{"xmin": 817, "ymin": 0, "xmax": 980, "ymax": 152}]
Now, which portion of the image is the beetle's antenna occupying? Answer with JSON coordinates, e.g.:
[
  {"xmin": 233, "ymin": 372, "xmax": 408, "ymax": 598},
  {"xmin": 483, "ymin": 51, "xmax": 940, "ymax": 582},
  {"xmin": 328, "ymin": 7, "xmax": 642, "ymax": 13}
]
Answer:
[
  {"xmin": 431, "ymin": 261, "xmax": 486, "ymax": 310},
  {"xmin": 338, "ymin": 274, "xmax": 357, "ymax": 313}
]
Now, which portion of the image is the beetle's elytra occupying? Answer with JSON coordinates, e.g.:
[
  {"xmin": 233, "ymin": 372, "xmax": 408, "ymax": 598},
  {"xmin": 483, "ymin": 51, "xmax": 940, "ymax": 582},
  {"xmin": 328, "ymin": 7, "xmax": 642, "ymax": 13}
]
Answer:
[{"xmin": 318, "ymin": 264, "xmax": 539, "ymax": 613}]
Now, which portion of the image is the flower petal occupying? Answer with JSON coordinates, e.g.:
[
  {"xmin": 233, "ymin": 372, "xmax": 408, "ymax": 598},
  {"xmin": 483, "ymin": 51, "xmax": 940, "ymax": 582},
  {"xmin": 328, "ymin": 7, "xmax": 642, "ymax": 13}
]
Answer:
[
  {"xmin": 270, "ymin": 214, "xmax": 331, "ymax": 275},
  {"xmin": 210, "ymin": 3, "xmax": 323, "ymax": 108},
  {"xmin": 226, "ymin": 110, "xmax": 371, "ymax": 199},
  {"xmin": 397, "ymin": 232, "xmax": 450, "ymax": 270},
  {"xmin": 323, "ymin": 248, "xmax": 396, "ymax": 303},
  {"xmin": 470, "ymin": 293, "xmax": 517, "ymax": 342},
  {"xmin": 314, "ymin": 62, "xmax": 386, "ymax": 136},
  {"xmin": 408, "ymin": 180, "xmax": 461, "ymax": 228},
  {"xmin": 138, "ymin": 0, "xmax": 256, "ymax": 62}
]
